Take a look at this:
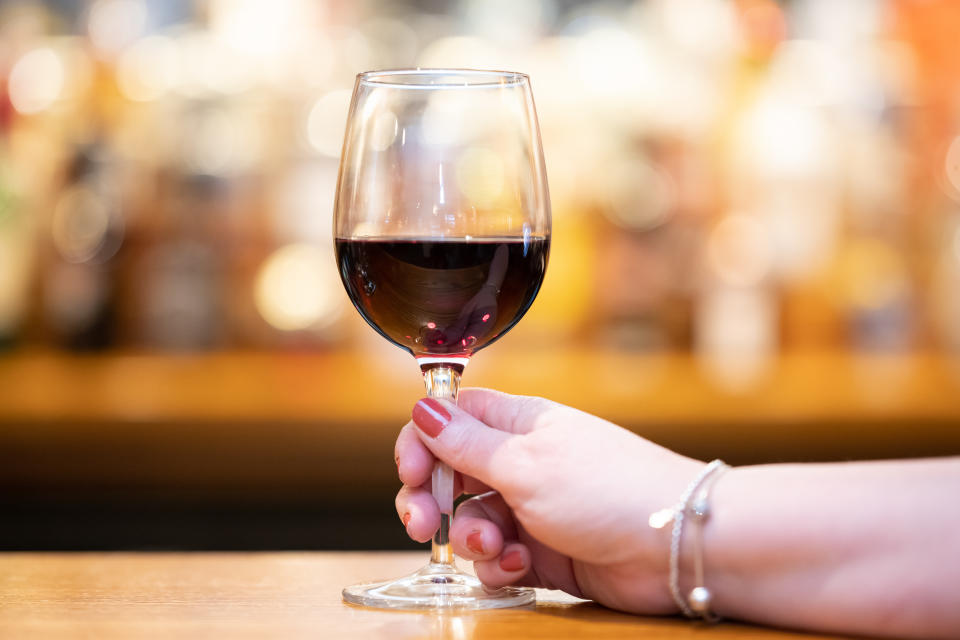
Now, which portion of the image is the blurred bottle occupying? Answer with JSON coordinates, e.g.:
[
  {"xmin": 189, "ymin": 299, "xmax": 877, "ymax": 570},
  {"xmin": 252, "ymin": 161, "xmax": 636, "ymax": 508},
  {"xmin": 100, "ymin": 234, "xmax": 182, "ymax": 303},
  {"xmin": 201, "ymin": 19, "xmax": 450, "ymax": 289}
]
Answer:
[
  {"xmin": 41, "ymin": 141, "xmax": 124, "ymax": 350},
  {"xmin": 137, "ymin": 237, "xmax": 220, "ymax": 350},
  {"xmin": 126, "ymin": 173, "xmax": 225, "ymax": 350},
  {"xmin": 694, "ymin": 213, "xmax": 777, "ymax": 389},
  {"xmin": 695, "ymin": 284, "xmax": 777, "ymax": 390},
  {"xmin": 833, "ymin": 236, "xmax": 914, "ymax": 352},
  {"xmin": 594, "ymin": 225, "xmax": 690, "ymax": 351},
  {"xmin": 593, "ymin": 140, "xmax": 704, "ymax": 351}
]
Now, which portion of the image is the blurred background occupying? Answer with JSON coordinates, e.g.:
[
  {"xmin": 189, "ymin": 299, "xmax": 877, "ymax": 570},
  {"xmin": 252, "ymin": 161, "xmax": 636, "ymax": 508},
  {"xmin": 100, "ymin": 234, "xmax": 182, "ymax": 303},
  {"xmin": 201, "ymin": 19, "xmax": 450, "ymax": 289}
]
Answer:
[{"xmin": 1, "ymin": 0, "xmax": 960, "ymax": 551}]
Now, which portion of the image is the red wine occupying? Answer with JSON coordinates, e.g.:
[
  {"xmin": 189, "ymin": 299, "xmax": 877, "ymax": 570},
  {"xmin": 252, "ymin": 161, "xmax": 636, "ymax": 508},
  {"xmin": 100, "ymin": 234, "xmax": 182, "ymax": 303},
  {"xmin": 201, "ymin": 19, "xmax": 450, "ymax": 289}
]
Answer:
[{"xmin": 336, "ymin": 236, "xmax": 549, "ymax": 359}]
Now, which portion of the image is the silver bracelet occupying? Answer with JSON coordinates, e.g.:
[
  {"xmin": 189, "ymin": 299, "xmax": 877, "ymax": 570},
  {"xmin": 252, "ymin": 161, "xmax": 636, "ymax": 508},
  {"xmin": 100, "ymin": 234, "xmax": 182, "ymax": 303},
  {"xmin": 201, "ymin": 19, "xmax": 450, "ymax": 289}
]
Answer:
[{"xmin": 649, "ymin": 459, "xmax": 729, "ymax": 621}]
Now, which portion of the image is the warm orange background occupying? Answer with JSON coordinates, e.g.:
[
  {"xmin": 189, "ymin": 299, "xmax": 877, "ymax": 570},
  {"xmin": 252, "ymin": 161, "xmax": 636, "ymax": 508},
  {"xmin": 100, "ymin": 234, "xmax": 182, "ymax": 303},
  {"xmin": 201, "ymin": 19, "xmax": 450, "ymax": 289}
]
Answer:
[{"xmin": 1, "ymin": 0, "xmax": 959, "ymax": 550}]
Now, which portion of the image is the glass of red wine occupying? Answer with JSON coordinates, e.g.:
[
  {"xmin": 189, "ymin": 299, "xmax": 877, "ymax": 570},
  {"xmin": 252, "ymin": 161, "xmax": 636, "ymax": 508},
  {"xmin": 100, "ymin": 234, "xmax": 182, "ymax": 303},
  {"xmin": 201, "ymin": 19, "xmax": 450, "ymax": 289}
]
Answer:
[{"xmin": 334, "ymin": 69, "xmax": 550, "ymax": 609}]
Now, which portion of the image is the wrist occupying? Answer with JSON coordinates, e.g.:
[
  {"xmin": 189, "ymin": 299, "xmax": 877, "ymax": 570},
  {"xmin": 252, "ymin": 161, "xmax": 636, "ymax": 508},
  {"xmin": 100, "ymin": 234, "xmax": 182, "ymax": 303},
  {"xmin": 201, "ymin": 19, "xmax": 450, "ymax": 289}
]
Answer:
[{"xmin": 610, "ymin": 456, "xmax": 712, "ymax": 615}]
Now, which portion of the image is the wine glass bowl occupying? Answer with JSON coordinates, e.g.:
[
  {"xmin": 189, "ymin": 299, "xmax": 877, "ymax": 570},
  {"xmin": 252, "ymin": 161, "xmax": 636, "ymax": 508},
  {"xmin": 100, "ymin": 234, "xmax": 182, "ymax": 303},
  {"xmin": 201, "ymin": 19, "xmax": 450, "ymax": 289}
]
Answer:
[
  {"xmin": 334, "ymin": 69, "xmax": 550, "ymax": 610},
  {"xmin": 335, "ymin": 235, "xmax": 549, "ymax": 366}
]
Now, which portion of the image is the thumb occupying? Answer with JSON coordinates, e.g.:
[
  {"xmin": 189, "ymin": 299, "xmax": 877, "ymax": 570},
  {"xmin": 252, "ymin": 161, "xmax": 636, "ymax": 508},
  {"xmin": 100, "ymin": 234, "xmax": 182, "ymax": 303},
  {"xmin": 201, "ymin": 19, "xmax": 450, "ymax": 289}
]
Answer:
[
  {"xmin": 457, "ymin": 388, "xmax": 558, "ymax": 435},
  {"xmin": 411, "ymin": 397, "xmax": 516, "ymax": 488}
]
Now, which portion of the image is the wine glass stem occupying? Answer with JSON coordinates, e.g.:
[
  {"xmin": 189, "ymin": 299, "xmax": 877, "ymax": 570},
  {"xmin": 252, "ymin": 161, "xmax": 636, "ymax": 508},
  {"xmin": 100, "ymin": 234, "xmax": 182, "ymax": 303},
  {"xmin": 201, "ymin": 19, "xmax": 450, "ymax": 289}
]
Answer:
[{"xmin": 422, "ymin": 365, "xmax": 461, "ymax": 567}]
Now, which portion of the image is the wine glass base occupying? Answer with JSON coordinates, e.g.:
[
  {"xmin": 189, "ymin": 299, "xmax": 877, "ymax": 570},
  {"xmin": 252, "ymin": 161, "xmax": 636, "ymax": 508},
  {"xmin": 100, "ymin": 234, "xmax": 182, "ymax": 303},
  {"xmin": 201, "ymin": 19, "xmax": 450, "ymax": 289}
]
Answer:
[{"xmin": 342, "ymin": 561, "xmax": 536, "ymax": 610}]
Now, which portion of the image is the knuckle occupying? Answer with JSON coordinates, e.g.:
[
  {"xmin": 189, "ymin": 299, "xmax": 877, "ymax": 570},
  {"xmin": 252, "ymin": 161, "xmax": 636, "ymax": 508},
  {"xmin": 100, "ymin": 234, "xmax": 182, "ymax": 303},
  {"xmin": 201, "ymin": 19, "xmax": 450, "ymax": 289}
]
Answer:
[
  {"xmin": 527, "ymin": 403, "xmax": 566, "ymax": 432},
  {"xmin": 498, "ymin": 432, "xmax": 570, "ymax": 524},
  {"xmin": 489, "ymin": 435, "xmax": 537, "ymax": 499},
  {"xmin": 504, "ymin": 394, "xmax": 568, "ymax": 434}
]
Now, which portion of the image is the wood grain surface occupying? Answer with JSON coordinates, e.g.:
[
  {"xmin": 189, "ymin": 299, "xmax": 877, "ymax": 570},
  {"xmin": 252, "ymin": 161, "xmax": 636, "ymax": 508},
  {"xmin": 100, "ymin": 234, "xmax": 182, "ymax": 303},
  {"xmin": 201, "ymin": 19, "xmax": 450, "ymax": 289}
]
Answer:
[{"xmin": 0, "ymin": 552, "xmax": 855, "ymax": 639}]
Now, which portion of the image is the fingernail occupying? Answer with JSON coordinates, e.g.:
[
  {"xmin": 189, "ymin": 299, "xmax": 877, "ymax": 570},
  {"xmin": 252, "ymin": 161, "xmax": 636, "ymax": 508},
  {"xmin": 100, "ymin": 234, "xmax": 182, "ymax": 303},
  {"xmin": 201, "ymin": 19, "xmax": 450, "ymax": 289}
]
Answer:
[
  {"xmin": 402, "ymin": 512, "xmax": 411, "ymax": 527},
  {"xmin": 412, "ymin": 398, "xmax": 451, "ymax": 438},
  {"xmin": 499, "ymin": 550, "xmax": 524, "ymax": 572},
  {"xmin": 466, "ymin": 530, "xmax": 484, "ymax": 554}
]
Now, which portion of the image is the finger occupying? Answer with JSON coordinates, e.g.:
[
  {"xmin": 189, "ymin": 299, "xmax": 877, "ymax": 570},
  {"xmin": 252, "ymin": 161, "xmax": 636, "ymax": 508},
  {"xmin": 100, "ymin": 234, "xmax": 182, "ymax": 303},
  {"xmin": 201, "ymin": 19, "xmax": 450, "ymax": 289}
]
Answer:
[
  {"xmin": 449, "ymin": 492, "xmax": 516, "ymax": 561},
  {"xmin": 411, "ymin": 397, "xmax": 516, "ymax": 487},
  {"xmin": 474, "ymin": 542, "xmax": 532, "ymax": 588},
  {"xmin": 395, "ymin": 422, "xmax": 435, "ymax": 487},
  {"xmin": 449, "ymin": 515, "xmax": 503, "ymax": 561},
  {"xmin": 395, "ymin": 485, "xmax": 440, "ymax": 543},
  {"xmin": 396, "ymin": 420, "xmax": 492, "ymax": 496},
  {"xmin": 457, "ymin": 388, "xmax": 560, "ymax": 435},
  {"xmin": 456, "ymin": 491, "xmax": 517, "ymax": 538}
]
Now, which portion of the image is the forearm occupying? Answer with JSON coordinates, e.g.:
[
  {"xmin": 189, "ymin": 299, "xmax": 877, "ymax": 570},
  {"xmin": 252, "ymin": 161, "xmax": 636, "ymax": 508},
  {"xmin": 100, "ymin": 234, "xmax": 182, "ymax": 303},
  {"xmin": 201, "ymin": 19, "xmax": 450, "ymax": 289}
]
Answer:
[{"xmin": 704, "ymin": 457, "xmax": 960, "ymax": 639}]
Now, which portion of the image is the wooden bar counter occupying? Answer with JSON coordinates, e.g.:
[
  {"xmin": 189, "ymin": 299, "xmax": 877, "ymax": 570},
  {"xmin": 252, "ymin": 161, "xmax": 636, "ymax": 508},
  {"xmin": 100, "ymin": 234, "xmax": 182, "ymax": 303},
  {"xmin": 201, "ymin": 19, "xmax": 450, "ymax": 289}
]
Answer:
[{"xmin": 0, "ymin": 552, "xmax": 852, "ymax": 639}]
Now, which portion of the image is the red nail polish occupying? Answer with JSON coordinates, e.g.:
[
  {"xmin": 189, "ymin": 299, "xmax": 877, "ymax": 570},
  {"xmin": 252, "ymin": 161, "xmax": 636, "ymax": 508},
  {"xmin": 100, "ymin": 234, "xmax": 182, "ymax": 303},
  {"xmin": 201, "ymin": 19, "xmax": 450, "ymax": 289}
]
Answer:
[
  {"xmin": 412, "ymin": 398, "xmax": 451, "ymax": 438},
  {"xmin": 499, "ymin": 550, "xmax": 524, "ymax": 572},
  {"xmin": 466, "ymin": 530, "xmax": 484, "ymax": 554},
  {"xmin": 402, "ymin": 512, "xmax": 411, "ymax": 527}
]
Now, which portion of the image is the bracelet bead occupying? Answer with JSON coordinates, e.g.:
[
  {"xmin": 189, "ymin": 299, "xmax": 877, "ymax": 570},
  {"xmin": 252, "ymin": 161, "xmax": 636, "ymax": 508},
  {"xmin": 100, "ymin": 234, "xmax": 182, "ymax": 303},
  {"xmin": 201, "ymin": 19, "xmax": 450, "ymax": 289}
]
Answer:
[{"xmin": 688, "ymin": 586, "xmax": 713, "ymax": 614}]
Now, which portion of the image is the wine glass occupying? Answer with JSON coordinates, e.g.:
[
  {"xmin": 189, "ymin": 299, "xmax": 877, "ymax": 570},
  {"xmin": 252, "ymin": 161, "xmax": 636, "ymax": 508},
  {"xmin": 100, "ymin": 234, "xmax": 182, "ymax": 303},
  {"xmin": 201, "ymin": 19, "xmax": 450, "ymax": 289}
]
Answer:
[{"xmin": 334, "ymin": 69, "xmax": 551, "ymax": 610}]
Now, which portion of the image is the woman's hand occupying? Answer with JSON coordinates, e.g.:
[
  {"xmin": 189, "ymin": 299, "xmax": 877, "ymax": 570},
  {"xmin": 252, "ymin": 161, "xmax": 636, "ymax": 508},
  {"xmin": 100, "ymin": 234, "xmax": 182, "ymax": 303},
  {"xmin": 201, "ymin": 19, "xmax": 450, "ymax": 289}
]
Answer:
[
  {"xmin": 395, "ymin": 388, "xmax": 960, "ymax": 638},
  {"xmin": 394, "ymin": 387, "xmax": 704, "ymax": 614}
]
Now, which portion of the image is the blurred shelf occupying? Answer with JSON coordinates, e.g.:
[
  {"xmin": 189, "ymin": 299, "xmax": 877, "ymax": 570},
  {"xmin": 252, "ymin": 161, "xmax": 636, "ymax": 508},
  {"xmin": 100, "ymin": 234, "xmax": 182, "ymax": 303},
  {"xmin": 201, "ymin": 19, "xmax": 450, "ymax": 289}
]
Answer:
[
  {"xmin": 1, "ymin": 349, "xmax": 959, "ymax": 502},
  {"xmin": 2, "ymin": 348, "xmax": 960, "ymax": 425}
]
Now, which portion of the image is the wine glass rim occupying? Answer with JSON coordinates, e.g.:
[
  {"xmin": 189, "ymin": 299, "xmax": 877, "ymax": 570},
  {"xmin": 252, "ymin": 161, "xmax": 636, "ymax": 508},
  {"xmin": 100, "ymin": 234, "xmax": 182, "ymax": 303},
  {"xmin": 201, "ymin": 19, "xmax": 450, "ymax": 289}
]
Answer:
[{"xmin": 358, "ymin": 68, "xmax": 529, "ymax": 89}]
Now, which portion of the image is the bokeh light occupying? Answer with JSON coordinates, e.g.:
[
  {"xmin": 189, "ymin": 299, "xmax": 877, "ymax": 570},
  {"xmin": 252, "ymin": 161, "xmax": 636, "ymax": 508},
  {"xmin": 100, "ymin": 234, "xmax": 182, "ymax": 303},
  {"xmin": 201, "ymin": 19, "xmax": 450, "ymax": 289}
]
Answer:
[
  {"xmin": 706, "ymin": 215, "xmax": 771, "ymax": 288},
  {"xmin": 655, "ymin": 0, "xmax": 739, "ymax": 56},
  {"xmin": 601, "ymin": 154, "xmax": 675, "ymax": 231},
  {"xmin": 117, "ymin": 36, "xmax": 179, "ymax": 102},
  {"xmin": 733, "ymin": 97, "xmax": 833, "ymax": 178},
  {"xmin": 209, "ymin": 0, "xmax": 316, "ymax": 58},
  {"xmin": 174, "ymin": 31, "xmax": 251, "ymax": 97},
  {"xmin": 182, "ymin": 107, "xmax": 262, "ymax": 176},
  {"xmin": 254, "ymin": 244, "xmax": 343, "ymax": 332},
  {"xmin": 87, "ymin": 0, "xmax": 147, "ymax": 57},
  {"xmin": 51, "ymin": 186, "xmax": 111, "ymax": 263},
  {"xmin": 574, "ymin": 27, "xmax": 656, "ymax": 104},
  {"xmin": 8, "ymin": 47, "xmax": 64, "ymax": 114},
  {"xmin": 307, "ymin": 90, "xmax": 352, "ymax": 158}
]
